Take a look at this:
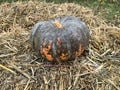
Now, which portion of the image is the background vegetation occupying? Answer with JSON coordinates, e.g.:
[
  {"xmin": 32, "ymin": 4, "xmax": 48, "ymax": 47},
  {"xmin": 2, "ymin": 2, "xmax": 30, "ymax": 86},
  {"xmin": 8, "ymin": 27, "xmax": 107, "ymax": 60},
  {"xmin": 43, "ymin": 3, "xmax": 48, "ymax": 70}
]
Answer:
[{"xmin": 0, "ymin": 0, "xmax": 119, "ymax": 26}]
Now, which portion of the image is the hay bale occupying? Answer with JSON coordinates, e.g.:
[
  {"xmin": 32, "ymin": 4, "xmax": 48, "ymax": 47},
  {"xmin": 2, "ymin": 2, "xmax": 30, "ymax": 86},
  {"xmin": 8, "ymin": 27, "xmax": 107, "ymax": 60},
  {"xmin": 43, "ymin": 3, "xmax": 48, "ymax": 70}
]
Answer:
[{"xmin": 0, "ymin": 1, "xmax": 120, "ymax": 90}]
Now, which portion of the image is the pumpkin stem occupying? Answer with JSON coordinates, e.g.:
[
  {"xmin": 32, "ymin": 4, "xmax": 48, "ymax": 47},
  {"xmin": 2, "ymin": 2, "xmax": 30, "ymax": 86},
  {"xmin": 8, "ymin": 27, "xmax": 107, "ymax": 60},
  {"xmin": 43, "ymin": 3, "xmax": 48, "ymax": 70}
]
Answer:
[{"xmin": 53, "ymin": 20, "xmax": 62, "ymax": 28}]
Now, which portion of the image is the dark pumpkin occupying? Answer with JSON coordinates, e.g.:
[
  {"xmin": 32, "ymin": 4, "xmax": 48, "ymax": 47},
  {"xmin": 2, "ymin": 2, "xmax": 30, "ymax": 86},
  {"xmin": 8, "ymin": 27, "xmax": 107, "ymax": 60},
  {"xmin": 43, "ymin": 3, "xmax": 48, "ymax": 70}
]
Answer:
[{"xmin": 30, "ymin": 16, "xmax": 89, "ymax": 62}]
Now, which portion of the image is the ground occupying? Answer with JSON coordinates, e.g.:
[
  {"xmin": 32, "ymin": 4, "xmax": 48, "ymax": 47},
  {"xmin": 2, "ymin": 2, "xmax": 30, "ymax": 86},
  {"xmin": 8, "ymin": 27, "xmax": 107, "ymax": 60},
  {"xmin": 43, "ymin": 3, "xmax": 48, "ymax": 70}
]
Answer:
[{"xmin": 0, "ymin": 1, "xmax": 120, "ymax": 90}]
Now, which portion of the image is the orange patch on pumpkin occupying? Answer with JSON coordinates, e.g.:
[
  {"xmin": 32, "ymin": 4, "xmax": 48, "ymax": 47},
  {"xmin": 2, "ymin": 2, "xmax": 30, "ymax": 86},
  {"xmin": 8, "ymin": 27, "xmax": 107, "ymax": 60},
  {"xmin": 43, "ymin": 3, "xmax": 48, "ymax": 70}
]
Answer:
[
  {"xmin": 40, "ymin": 42, "xmax": 53, "ymax": 61},
  {"xmin": 59, "ymin": 53, "xmax": 67, "ymax": 61},
  {"xmin": 75, "ymin": 44, "xmax": 84, "ymax": 57},
  {"xmin": 55, "ymin": 52, "xmax": 67, "ymax": 61}
]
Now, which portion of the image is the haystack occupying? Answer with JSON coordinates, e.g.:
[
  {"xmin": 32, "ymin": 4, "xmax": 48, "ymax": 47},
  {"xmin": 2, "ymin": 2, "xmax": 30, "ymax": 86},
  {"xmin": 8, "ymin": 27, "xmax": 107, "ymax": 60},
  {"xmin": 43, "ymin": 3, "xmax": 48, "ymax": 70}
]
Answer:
[{"xmin": 0, "ymin": 1, "xmax": 120, "ymax": 90}]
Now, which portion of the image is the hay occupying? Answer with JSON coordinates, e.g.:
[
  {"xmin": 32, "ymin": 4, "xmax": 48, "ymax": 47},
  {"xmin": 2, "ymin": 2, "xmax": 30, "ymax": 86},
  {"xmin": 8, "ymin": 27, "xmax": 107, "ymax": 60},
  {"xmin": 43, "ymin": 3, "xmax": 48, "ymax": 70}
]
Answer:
[{"xmin": 0, "ymin": 1, "xmax": 120, "ymax": 90}]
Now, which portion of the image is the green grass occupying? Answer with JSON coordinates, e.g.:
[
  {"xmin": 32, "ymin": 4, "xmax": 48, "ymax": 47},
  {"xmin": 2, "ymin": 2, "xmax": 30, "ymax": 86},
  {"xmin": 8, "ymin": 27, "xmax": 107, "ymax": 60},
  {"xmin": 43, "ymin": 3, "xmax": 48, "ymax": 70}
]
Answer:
[{"xmin": 78, "ymin": 0, "xmax": 120, "ymax": 26}]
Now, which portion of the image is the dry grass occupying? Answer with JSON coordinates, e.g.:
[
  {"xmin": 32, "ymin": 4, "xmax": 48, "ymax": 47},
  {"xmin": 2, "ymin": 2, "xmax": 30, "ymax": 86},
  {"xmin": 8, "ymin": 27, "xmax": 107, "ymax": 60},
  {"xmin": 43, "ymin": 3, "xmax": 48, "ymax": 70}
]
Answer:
[{"xmin": 0, "ymin": 1, "xmax": 120, "ymax": 90}]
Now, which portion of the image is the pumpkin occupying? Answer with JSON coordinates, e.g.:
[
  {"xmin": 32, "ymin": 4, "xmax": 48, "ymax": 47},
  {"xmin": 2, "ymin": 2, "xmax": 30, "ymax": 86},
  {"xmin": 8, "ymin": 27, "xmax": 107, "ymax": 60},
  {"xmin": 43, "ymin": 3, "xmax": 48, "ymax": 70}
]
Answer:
[{"xmin": 30, "ymin": 16, "xmax": 89, "ymax": 62}]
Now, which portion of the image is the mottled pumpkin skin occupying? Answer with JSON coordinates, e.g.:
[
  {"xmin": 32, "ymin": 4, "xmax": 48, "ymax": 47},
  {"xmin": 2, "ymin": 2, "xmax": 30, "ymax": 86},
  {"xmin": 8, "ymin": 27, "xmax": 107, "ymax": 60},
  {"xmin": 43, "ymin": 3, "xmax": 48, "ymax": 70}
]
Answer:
[{"xmin": 30, "ymin": 16, "xmax": 89, "ymax": 62}]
